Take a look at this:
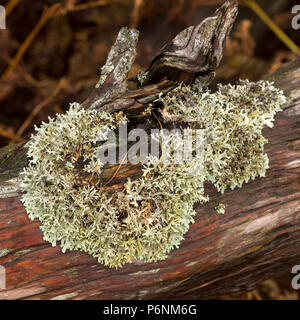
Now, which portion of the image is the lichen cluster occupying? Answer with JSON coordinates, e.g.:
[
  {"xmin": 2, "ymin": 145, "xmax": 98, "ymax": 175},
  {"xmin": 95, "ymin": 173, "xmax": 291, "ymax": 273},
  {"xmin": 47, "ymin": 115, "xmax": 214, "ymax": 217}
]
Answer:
[
  {"xmin": 20, "ymin": 79, "xmax": 286, "ymax": 268},
  {"xmin": 158, "ymin": 79, "xmax": 286, "ymax": 193},
  {"xmin": 95, "ymin": 62, "xmax": 114, "ymax": 88}
]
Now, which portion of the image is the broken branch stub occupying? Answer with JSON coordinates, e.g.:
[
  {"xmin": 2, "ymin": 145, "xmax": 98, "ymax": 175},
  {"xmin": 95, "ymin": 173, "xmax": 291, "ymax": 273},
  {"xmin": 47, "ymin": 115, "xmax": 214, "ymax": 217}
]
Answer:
[
  {"xmin": 81, "ymin": 0, "xmax": 238, "ymax": 112},
  {"xmin": 81, "ymin": 27, "xmax": 139, "ymax": 110},
  {"xmin": 141, "ymin": 0, "xmax": 238, "ymax": 86}
]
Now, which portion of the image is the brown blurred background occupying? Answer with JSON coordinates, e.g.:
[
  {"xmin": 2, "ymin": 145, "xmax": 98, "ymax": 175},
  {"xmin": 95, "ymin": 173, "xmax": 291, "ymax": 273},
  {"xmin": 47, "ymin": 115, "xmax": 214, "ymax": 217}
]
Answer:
[{"xmin": 0, "ymin": 0, "xmax": 299, "ymax": 299}]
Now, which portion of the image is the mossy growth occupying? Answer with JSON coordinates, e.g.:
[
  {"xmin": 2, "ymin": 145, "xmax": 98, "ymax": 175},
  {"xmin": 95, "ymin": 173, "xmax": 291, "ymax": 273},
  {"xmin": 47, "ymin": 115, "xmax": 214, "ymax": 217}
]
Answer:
[{"xmin": 20, "ymin": 80, "xmax": 286, "ymax": 268}]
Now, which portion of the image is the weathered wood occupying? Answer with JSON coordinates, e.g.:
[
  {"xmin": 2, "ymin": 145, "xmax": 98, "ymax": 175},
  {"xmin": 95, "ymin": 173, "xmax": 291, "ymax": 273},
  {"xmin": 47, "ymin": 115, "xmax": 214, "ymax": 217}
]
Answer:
[
  {"xmin": 0, "ymin": 0, "xmax": 299, "ymax": 299},
  {"xmin": 0, "ymin": 0, "xmax": 238, "ymax": 192},
  {"xmin": 142, "ymin": 0, "xmax": 238, "ymax": 86}
]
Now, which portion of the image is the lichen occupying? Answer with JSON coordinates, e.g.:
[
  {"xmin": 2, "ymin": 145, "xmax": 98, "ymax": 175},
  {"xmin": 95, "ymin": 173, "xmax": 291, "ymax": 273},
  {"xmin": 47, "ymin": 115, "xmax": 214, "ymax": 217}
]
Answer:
[
  {"xmin": 136, "ymin": 70, "xmax": 150, "ymax": 87},
  {"xmin": 20, "ymin": 79, "xmax": 286, "ymax": 268},
  {"xmin": 157, "ymin": 79, "xmax": 286, "ymax": 193},
  {"xmin": 95, "ymin": 62, "xmax": 114, "ymax": 88},
  {"xmin": 215, "ymin": 203, "xmax": 226, "ymax": 215}
]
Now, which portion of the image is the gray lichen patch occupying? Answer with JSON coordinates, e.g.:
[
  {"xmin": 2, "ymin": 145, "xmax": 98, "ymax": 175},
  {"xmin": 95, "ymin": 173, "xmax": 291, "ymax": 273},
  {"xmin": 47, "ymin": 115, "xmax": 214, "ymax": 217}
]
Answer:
[
  {"xmin": 95, "ymin": 62, "xmax": 115, "ymax": 88},
  {"xmin": 20, "ymin": 80, "xmax": 286, "ymax": 268},
  {"xmin": 94, "ymin": 27, "xmax": 139, "ymax": 93},
  {"xmin": 91, "ymin": 28, "xmax": 139, "ymax": 109}
]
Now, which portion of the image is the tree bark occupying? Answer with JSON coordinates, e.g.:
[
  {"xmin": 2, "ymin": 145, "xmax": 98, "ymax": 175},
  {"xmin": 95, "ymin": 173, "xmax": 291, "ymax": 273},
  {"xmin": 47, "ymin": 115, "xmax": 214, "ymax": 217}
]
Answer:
[{"xmin": 0, "ymin": 1, "xmax": 300, "ymax": 300}]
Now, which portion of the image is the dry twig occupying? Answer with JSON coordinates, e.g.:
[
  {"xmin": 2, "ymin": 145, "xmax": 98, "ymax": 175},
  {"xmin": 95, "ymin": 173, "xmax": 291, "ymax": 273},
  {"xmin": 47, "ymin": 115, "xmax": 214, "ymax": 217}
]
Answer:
[
  {"xmin": 0, "ymin": 4, "xmax": 62, "ymax": 89},
  {"xmin": 130, "ymin": 0, "xmax": 144, "ymax": 29},
  {"xmin": 10, "ymin": 78, "xmax": 67, "ymax": 144}
]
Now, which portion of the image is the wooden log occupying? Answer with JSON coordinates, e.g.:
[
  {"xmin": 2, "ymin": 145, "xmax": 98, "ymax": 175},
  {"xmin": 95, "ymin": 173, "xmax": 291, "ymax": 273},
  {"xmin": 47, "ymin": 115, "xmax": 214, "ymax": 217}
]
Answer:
[
  {"xmin": 0, "ymin": 1, "xmax": 300, "ymax": 299},
  {"xmin": 0, "ymin": 58, "xmax": 298, "ymax": 300}
]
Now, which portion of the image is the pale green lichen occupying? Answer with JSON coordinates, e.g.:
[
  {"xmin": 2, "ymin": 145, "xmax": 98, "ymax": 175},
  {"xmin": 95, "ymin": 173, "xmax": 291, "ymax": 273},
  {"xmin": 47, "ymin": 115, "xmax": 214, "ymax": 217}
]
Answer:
[
  {"xmin": 20, "ymin": 79, "xmax": 286, "ymax": 268},
  {"xmin": 215, "ymin": 203, "xmax": 226, "ymax": 215},
  {"xmin": 136, "ymin": 70, "xmax": 150, "ymax": 87},
  {"xmin": 158, "ymin": 79, "xmax": 286, "ymax": 193},
  {"xmin": 95, "ymin": 62, "xmax": 114, "ymax": 88}
]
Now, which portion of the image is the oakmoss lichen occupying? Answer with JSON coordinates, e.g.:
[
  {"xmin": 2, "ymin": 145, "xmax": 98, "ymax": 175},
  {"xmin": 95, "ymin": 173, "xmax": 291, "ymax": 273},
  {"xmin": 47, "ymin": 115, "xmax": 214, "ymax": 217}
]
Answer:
[{"xmin": 20, "ymin": 80, "xmax": 286, "ymax": 268}]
